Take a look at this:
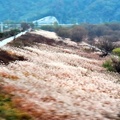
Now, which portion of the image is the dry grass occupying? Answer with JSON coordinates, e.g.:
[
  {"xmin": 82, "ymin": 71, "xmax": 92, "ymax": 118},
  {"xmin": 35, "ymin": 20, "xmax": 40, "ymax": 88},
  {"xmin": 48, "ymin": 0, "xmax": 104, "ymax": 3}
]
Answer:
[{"xmin": 0, "ymin": 31, "xmax": 120, "ymax": 120}]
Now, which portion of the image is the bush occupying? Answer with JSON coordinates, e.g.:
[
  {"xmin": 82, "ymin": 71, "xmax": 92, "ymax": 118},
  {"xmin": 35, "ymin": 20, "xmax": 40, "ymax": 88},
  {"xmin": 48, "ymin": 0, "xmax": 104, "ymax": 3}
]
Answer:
[
  {"xmin": 95, "ymin": 37, "xmax": 115, "ymax": 53},
  {"xmin": 69, "ymin": 26, "xmax": 88, "ymax": 42},
  {"xmin": 53, "ymin": 23, "xmax": 120, "ymax": 45},
  {"xmin": 103, "ymin": 57, "xmax": 120, "ymax": 73},
  {"xmin": 103, "ymin": 60, "xmax": 115, "ymax": 71},
  {"xmin": 55, "ymin": 26, "xmax": 70, "ymax": 38},
  {"xmin": 0, "ymin": 29, "xmax": 21, "ymax": 38},
  {"xmin": 55, "ymin": 25, "xmax": 88, "ymax": 42},
  {"xmin": 112, "ymin": 48, "xmax": 120, "ymax": 56},
  {"xmin": 103, "ymin": 47, "xmax": 120, "ymax": 73},
  {"xmin": 9, "ymin": 29, "xmax": 20, "ymax": 36},
  {"xmin": 111, "ymin": 57, "xmax": 120, "ymax": 73}
]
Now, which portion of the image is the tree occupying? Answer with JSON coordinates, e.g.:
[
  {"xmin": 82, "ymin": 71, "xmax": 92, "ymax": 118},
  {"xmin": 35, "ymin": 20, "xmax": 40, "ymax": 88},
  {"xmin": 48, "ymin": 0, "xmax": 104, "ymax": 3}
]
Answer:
[
  {"xmin": 70, "ymin": 26, "xmax": 88, "ymax": 42},
  {"xmin": 96, "ymin": 37, "xmax": 115, "ymax": 53},
  {"xmin": 55, "ymin": 26, "xmax": 70, "ymax": 38},
  {"xmin": 21, "ymin": 22, "xmax": 30, "ymax": 31}
]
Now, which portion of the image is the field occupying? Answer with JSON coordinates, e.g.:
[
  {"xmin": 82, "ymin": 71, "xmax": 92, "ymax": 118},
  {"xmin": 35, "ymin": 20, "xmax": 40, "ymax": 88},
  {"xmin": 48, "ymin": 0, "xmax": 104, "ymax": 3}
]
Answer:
[{"xmin": 0, "ymin": 30, "xmax": 120, "ymax": 120}]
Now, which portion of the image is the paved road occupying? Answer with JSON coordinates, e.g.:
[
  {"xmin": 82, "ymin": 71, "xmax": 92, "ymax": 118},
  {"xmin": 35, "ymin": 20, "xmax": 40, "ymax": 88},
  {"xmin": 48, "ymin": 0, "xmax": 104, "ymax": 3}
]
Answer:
[{"xmin": 0, "ymin": 31, "xmax": 27, "ymax": 48}]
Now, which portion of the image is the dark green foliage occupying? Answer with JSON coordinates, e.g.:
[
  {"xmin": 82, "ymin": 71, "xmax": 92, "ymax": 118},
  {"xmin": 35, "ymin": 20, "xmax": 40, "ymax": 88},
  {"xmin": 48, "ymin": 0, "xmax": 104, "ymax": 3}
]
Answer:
[
  {"xmin": 0, "ymin": 29, "xmax": 20, "ymax": 41},
  {"xmin": 0, "ymin": 33, "xmax": 4, "ymax": 38},
  {"xmin": 0, "ymin": 29, "xmax": 21, "ymax": 39},
  {"xmin": 8, "ymin": 29, "xmax": 21, "ymax": 36}
]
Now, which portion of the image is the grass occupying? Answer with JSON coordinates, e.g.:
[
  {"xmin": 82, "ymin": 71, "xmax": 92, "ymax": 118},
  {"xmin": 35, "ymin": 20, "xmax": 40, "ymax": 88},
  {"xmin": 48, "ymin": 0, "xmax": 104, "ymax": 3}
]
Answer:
[
  {"xmin": 0, "ymin": 31, "xmax": 120, "ymax": 120},
  {"xmin": 0, "ymin": 86, "xmax": 33, "ymax": 120}
]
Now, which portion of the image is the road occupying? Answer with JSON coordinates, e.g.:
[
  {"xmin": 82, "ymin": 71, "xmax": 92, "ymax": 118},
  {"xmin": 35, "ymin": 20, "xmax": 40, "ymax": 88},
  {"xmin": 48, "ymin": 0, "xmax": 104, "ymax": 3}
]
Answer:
[{"xmin": 0, "ymin": 31, "xmax": 27, "ymax": 48}]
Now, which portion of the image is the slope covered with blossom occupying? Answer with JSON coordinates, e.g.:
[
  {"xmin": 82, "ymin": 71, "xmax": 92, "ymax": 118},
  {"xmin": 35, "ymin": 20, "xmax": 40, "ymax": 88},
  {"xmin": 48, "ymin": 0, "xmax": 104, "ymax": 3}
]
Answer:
[{"xmin": 0, "ymin": 30, "xmax": 120, "ymax": 120}]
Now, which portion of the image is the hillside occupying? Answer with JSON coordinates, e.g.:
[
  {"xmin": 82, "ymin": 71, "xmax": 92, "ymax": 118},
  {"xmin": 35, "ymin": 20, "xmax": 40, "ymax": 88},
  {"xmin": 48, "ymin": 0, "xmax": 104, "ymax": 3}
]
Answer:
[
  {"xmin": 0, "ymin": 30, "xmax": 120, "ymax": 120},
  {"xmin": 0, "ymin": 0, "xmax": 120, "ymax": 23}
]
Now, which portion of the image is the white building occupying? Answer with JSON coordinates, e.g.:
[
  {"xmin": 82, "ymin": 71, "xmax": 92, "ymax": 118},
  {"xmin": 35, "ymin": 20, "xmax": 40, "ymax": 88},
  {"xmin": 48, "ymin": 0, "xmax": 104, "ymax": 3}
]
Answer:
[{"xmin": 33, "ymin": 16, "xmax": 59, "ymax": 25}]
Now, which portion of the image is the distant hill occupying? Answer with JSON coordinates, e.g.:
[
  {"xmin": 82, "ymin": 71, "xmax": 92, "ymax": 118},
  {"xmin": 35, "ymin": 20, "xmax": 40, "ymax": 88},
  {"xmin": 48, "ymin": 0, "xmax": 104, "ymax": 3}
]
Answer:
[{"xmin": 0, "ymin": 0, "xmax": 120, "ymax": 24}]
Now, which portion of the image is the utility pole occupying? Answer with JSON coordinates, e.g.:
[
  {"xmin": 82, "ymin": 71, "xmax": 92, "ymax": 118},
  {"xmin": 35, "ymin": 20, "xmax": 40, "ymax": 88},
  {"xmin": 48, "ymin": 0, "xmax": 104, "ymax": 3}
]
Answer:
[{"xmin": 0, "ymin": 22, "xmax": 3, "ymax": 32}]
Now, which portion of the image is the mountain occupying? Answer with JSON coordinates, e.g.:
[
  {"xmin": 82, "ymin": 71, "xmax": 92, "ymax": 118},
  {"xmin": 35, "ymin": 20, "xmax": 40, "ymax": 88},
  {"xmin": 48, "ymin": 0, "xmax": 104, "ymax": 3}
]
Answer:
[{"xmin": 0, "ymin": 0, "xmax": 120, "ymax": 24}]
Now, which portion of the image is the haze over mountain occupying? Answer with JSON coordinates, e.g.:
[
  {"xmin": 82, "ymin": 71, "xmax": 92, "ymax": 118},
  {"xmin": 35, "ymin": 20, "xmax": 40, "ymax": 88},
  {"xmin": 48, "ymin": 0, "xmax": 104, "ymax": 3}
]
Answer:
[{"xmin": 0, "ymin": 0, "xmax": 120, "ymax": 24}]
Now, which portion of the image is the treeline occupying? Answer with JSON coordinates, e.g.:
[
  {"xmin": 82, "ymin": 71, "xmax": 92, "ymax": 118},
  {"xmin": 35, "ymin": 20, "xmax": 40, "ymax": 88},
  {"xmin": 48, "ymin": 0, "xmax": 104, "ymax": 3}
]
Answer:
[
  {"xmin": 40, "ymin": 23, "xmax": 120, "ymax": 52},
  {"xmin": 40, "ymin": 25, "xmax": 87, "ymax": 42},
  {"xmin": 41, "ymin": 23, "xmax": 120, "ymax": 73},
  {"xmin": 0, "ymin": 29, "xmax": 21, "ymax": 40},
  {"xmin": 0, "ymin": 22, "xmax": 34, "ymax": 40}
]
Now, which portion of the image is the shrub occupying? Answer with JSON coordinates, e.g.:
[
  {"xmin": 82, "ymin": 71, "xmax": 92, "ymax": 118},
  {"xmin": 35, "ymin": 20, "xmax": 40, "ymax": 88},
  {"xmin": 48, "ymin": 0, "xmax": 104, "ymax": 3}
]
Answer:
[
  {"xmin": 103, "ymin": 47, "xmax": 120, "ymax": 73},
  {"xmin": 55, "ymin": 26, "xmax": 70, "ymax": 38},
  {"xmin": 103, "ymin": 57, "xmax": 120, "ymax": 73},
  {"xmin": 111, "ymin": 57, "xmax": 120, "ymax": 73},
  {"xmin": 9, "ymin": 29, "xmax": 21, "ymax": 36},
  {"xmin": 112, "ymin": 48, "xmax": 120, "ymax": 56},
  {"xmin": 1, "ymin": 29, "xmax": 21, "ymax": 38},
  {"xmin": 103, "ymin": 60, "xmax": 115, "ymax": 71},
  {"xmin": 54, "ymin": 25, "xmax": 88, "ymax": 42},
  {"xmin": 69, "ymin": 26, "xmax": 88, "ymax": 42},
  {"xmin": 96, "ymin": 37, "xmax": 115, "ymax": 53}
]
